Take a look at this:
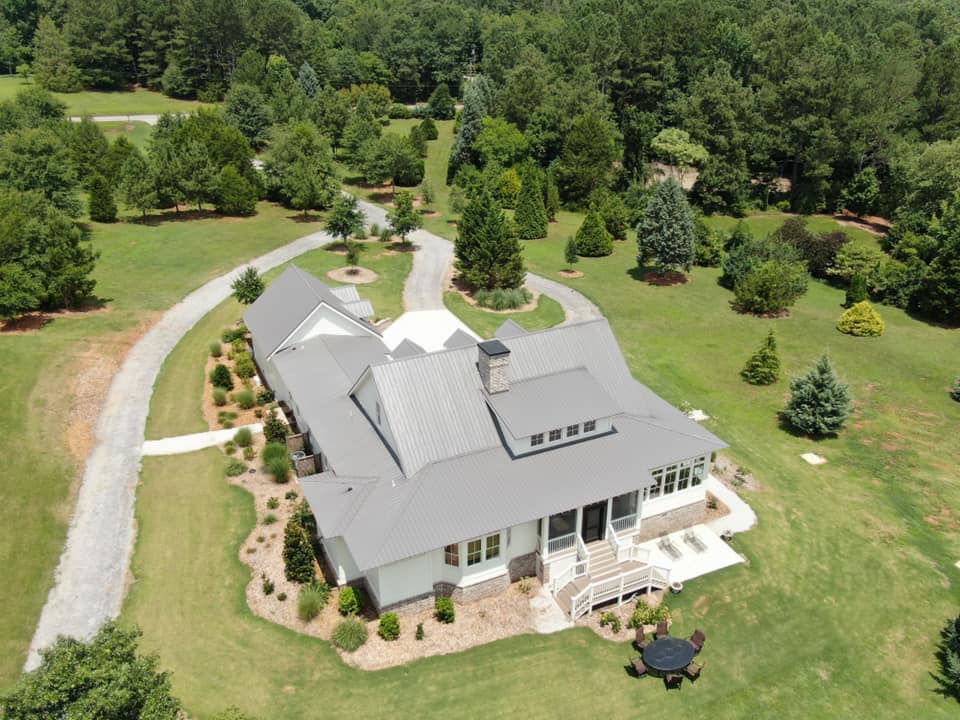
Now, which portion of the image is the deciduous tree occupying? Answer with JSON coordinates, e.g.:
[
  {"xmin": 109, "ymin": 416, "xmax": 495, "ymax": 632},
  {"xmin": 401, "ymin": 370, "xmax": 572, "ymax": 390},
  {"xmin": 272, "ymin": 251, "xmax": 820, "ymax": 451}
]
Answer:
[
  {"xmin": 326, "ymin": 193, "xmax": 365, "ymax": 243},
  {"xmin": 387, "ymin": 189, "xmax": 421, "ymax": 247}
]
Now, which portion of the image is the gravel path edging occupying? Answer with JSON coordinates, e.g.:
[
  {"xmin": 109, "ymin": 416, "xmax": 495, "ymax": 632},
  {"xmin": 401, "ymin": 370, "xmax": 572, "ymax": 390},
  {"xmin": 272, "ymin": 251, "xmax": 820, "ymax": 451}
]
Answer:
[{"xmin": 25, "ymin": 231, "xmax": 332, "ymax": 670}]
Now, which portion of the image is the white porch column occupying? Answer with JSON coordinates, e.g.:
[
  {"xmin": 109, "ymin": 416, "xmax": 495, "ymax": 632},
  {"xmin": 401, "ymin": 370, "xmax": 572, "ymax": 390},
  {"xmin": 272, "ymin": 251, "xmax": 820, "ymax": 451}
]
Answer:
[
  {"xmin": 539, "ymin": 516, "xmax": 549, "ymax": 557},
  {"xmin": 605, "ymin": 497, "xmax": 613, "ymax": 536},
  {"xmin": 575, "ymin": 506, "xmax": 583, "ymax": 539}
]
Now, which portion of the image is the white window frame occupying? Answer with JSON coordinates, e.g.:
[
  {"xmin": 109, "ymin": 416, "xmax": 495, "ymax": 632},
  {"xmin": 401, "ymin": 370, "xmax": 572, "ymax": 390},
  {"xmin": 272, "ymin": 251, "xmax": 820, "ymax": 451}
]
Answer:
[
  {"xmin": 444, "ymin": 543, "xmax": 459, "ymax": 567},
  {"xmin": 548, "ymin": 428, "xmax": 562, "ymax": 442},
  {"xmin": 584, "ymin": 419, "xmax": 596, "ymax": 432},
  {"xmin": 566, "ymin": 423, "xmax": 580, "ymax": 438},
  {"xmin": 530, "ymin": 433, "xmax": 544, "ymax": 447},
  {"xmin": 466, "ymin": 538, "xmax": 482, "ymax": 566},
  {"xmin": 485, "ymin": 533, "xmax": 501, "ymax": 560}
]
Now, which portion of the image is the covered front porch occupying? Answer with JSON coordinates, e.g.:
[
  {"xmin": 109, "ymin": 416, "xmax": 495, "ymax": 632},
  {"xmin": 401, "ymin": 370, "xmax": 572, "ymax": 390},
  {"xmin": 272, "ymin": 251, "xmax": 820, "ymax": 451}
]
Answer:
[{"xmin": 538, "ymin": 489, "xmax": 643, "ymax": 562}]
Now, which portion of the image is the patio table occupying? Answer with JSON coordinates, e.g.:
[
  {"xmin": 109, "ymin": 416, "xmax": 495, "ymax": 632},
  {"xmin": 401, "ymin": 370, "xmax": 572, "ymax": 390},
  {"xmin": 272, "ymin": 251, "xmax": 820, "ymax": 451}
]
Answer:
[{"xmin": 642, "ymin": 637, "xmax": 696, "ymax": 674}]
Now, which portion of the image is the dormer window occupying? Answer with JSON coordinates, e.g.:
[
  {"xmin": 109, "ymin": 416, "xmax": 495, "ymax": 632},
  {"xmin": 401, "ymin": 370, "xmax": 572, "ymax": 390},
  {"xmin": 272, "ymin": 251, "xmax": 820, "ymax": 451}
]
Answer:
[
  {"xmin": 584, "ymin": 420, "xmax": 596, "ymax": 432},
  {"xmin": 548, "ymin": 428, "xmax": 562, "ymax": 442},
  {"xmin": 530, "ymin": 433, "xmax": 544, "ymax": 447},
  {"xmin": 566, "ymin": 424, "xmax": 579, "ymax": 437}
]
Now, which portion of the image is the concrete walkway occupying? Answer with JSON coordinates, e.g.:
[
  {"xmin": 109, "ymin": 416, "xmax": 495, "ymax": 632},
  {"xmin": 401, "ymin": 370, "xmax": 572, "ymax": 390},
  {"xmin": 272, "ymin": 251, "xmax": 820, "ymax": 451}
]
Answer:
[
  {"xmin": 704, "ymin": 474, "xmax": 758, "ymax": 536},
  {"xmin": 142, "ymin": 424, "xmax": 262, "ymax": 456},
  {"xmin": 69, "ymin": 114, "xmax": 162, "ymax": 125},
  {"xmin": 25, "ymin": 230, "xmax": 333, "ymax": 670}
]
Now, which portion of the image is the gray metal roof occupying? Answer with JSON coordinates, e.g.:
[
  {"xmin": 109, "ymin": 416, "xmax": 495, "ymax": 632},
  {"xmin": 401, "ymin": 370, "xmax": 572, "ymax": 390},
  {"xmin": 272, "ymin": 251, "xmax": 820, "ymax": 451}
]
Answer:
[
  {"xmin": 342, "ymin": 298, "xmax": 374, "ymax": 320},
  {"xmin": 243, "ymin": 265, "xmax": 377, "ymax": 356},
  {"xmin": 391, "ymin": 338, "xmax": 425, "ymax": 359},
  {"xmin": 494, "ymin": 319, "xmax": 527, "ymax": 338},
  {"xmin": 443, "ymin": 328, "xmax": 477, "ymax": 349},
  {"xmin": 329, "ymin": 285, "xmax": 361, "ymax": 303},
  {"xmin": 484, "ymin": 367, "xmax": 620, "ymax": 438}
]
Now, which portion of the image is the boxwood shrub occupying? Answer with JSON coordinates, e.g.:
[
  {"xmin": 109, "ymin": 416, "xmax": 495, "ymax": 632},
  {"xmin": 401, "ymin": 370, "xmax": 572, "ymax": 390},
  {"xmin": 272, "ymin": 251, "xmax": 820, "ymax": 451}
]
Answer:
[
  {"xmin": 378, "ymin": 612, "xmax": 400, "ymax": 640},
  {"xmin": 338, "ymin": 585, "xmax": 363, "ymax": 616},
  {"xmin": 434, "ymin": 597, "xmax": 455, "ymax": 623}
]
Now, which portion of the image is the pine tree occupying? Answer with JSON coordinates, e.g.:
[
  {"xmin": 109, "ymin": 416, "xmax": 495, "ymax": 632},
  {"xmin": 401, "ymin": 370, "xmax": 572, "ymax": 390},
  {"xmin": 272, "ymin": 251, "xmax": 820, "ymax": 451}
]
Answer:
[
  {"xmin": 447, "ymin": 77, "xmax": 492, "ymax": 183},
  {"xmin": 514, "ymin": 166, "xmax": 548, "ymax": 239},
  {"xmin": 544, "ymin": 171, "xmax": 560, "ymax": 222},
  {"xmin": 783, "ymin": 355, "xmax": 851, "ymax": 436},
  {"xmin": 215, "ymin": 166, "xmax": 258, "ymax": 216},
  {"xmin": 119, "ymin": 152, "xmax": 156, "ymax": 218},
  {"xmin": 282, "ymin": 518, "xmax": 316, "ymax": 584},
  {"xmin": 387, "ymin": 190, "xmax": 421, "ymax": 247},
  {"xmin": 636, "ymin": 178, "xmax": 696, "ymax": 275},
  {"xmin": 427, "ymin": 82, "xmax": 455, "ymax": 120},
  {"xmin": 564, "ymin": 237, "xmax": 579, "ymax": 269},
  {"xmin": 231, "ymin": 267, "xmax": 264, "ymax": 304},
  {"xmin": 940, "ymin": 612, "xmax": 960, "ymax": 694},
  {"xmin": 87, "ymin": 173, "xmax": 117, "ymax": 222},
  {"xmin": 32, "ymin": 16, "xmax": 81, "ymax": 92},
  {"xmin": 741, "ymin": 330, "xmax": 780, "ymax": 385},
  {"xmin": 454, "ymin": 187, "xmax": 526, "ymax": 290},
  {"xmin": 575, "ymin": 210, "xmax": 614, "ymax": 257},
  {"xmin": 297, "ymin": 62, "xmax": 320, "ymax": 99}
]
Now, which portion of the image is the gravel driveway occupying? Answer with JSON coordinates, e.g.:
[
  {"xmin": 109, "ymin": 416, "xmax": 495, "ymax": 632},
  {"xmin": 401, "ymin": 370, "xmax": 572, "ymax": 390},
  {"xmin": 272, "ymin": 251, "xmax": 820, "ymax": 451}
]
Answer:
[{"xmin": 25, "ymin": 231, "xmax": 332, "ymax": 670}]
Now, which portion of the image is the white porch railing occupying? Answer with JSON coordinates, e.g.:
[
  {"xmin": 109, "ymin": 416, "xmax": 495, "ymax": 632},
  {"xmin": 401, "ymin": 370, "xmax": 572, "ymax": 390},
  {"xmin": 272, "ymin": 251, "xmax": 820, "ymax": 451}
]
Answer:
[
  {"xmin": 610, "ymin": 513, "xmax": 638, "ymax": 535},
  {"xmin": 606, "ymin": 521, "xmax": 651, "ymax": 564},
  {"xmin": 550, "ymin": 534, "xmax": 592, "ymax": 594},
  {"xmin": 568, "ymin": 564, "xmax": 671, "ymax": 620},
  {"xmin": 547, "ymin": 532, "xmax": 576, "ymax": 556}
]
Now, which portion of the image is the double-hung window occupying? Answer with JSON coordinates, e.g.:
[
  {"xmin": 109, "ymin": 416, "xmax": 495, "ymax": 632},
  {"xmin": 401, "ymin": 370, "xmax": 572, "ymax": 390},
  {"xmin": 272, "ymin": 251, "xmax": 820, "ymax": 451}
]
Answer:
[
  {"xmin": 692, "ymin": 457, "xmax": 705, "ymax": 486},
  {"xmin": 530, "ymin": 433, "xmax": 544, "ymax": 447},
  {"xmin": 485, "ymin": 533, "xmax": 501, "ymax": 560},
  {"xmin": 549, "ymin": 428, "xmax": 562, "ymax": 442},
  {"xmin": 678, "ymin": 463, "xmax": 691, "ymax": 491},
  {"xmin": 566, "ymin": 424, "xmax": 580, "ymax": 438},
  {"xmin": 466, "ymin": 539, "xmax": 482, "ymax": 566},
  {"xmin": 663, "ymin": 465, "xmax": 678, "ymax": 495},
  {"xmin": 444, "ymin": 544, "xmax": 459, "ymax": 567},
  {"xmin": 584, "ymin": 420, "xmax": 596, "ymax": 432},
  {"xmin": 646, "ymin": 469, "xmax": 664, "ymax": 499}
]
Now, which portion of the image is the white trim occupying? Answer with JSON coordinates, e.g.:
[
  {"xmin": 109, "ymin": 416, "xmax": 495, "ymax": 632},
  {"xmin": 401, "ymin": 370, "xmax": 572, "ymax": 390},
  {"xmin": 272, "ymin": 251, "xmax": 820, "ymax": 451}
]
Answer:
[{"xmin": 267, "ymin": 301, "xmax": 378, "ymax": 360}]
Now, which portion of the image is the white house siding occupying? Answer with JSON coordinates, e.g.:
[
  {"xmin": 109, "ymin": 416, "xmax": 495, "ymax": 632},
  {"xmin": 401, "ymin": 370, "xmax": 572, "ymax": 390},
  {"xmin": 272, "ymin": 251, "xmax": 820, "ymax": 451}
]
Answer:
[
  {"xmin": 322, "ymin": 536, "xmax": 363, "ymax": 586},
  {"xmin": 352, "ymin": 373, "xmax": 399, "ymax": 455},
  {"xmin": 502, "ymin": 417, "xmax": 614, "ymax": 457},
  {"xmin": 287, "ymin": 304, "xmax": 369, "ymax": 345},
  {"xmin": 371, "ymin": 551, "xmax": 435, "ymax": 608}
]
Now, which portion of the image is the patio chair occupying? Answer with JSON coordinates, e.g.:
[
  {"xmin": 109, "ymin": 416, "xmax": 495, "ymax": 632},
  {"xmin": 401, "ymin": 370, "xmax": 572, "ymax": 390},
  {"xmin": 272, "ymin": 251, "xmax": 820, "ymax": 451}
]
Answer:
[
  {"xmin": 684, "ymin": 662, "xmax": 703, "ymax": 681},
  {"xmin": 682, "ymin": 530, "xmax": 707, "ymax": 553},
  {"xmin": 664, "ymin": 673, "xmax": 683, "ymax": 690},
  {"xmin": 690, "ymin": 628, "xmax": 706, "ymax": 653},
  {"xmin": 631, "ymin": 657, "xmax": 648, "ymax": 678},
  {"xmin": 635, "ymin": 627, "xmax": 648, "ymax": 649},
  {"xmin": 656, "ymin": 620, "xmax": 669, "ymax": 639},
  {"xmin": 657, "ymin": 536, "xmax": 682, "ymax": 560}
]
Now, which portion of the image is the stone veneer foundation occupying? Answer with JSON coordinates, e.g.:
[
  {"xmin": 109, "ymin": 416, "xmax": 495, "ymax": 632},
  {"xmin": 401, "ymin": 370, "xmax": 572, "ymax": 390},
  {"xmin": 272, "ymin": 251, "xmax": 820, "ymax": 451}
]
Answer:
[{"xmin": 635, "ymin": 500, "xmax": 707, "ymax": 542}]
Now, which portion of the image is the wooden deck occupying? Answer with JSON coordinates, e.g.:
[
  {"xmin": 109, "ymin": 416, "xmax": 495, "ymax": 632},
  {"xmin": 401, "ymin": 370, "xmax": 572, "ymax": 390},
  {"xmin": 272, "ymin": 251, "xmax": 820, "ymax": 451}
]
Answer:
[{"xmin": 554, "ymin": 539, "xmax": 650, "ymax": 615}]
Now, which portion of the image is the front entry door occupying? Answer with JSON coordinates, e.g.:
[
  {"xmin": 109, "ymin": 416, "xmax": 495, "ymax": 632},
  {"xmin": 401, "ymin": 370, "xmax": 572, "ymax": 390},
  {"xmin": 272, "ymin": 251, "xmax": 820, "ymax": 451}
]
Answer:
[{"xmin": 581, "ymin": 501, "xmax": 607, "ymax": 543}]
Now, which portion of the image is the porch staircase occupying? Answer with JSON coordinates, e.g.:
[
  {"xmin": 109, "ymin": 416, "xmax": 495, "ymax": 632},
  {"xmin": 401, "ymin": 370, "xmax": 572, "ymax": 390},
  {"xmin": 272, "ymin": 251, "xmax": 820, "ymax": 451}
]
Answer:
[{"xmin": 554, "ymin": 539, "xmax": 671, "ymax": 619}]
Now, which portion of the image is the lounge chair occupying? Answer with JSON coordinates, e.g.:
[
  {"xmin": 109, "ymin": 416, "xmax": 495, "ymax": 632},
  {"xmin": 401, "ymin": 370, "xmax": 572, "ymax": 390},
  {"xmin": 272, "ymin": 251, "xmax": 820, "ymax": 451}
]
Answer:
[
  {"xmin": 635, "ymin": 627, "xmax": 648, "ymax": 649},
  {"xmin": 690, "ymin": 628, "xmax": 706, "ymax": 653},
  {"xmin": 631, "ymin": 657, "xmax": 648, "ymax": 678},
  {"xmin": 682, "ymin": 530, "xmax": 707, "ymax": 553},
  {"xmin": 684, "ymin": 662, "xmax": 703, "ymax": 681},
  {"xmin": 657, "ymin": 535, "xmax": 682, "ymax": 560},
  {"xmin": 656, "ymin": 620, "xmax": 669, "ymax": 639},
  {"xmin": 664, "ymin": 673, "xmax": 683, "ymax": 690}
]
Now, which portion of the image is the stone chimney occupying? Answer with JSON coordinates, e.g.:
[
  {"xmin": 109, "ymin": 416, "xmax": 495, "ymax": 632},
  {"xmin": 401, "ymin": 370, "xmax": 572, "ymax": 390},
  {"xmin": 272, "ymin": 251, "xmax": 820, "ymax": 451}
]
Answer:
[{"xmin": 478, "ymin": 339, "xmax": 510, "ymax": 394}]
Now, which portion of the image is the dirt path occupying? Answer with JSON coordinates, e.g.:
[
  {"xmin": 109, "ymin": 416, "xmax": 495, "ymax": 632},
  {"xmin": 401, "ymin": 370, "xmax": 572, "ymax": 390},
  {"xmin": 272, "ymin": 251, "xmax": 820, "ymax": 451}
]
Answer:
[{"xmin": 25, "ymin": 230, "xmax": 333, "ymax": 670}]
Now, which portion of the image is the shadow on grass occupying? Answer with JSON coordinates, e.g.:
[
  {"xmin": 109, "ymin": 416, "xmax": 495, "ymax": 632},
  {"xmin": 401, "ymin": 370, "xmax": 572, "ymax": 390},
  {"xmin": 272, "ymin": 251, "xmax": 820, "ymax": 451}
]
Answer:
[
  {"xmin": 626, "ymin": 265, "xmax": 690, "ymax": 286},
  {"xmin": 0, "ymin": 296, "xmax": 111, "ymax": 333},
  {"xmin": 128, "ymin": 209, "xmax": 221, "ymax": 226},
  {"xmin": 775, "ymin": 412, "xmax": 838, "ymax": 441}
]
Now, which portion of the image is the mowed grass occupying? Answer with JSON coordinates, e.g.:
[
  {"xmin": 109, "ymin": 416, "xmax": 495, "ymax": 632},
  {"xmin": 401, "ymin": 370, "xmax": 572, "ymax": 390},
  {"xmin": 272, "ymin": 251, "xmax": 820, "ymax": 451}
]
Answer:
[
  {"xmin": 0, "ymin": 75, "xmax": 209, "ymax": 115},
  {"xmin": 0, "ymin": 202, "xmax": 326, "ymax": 686},
  {"xmin": 124, "ymin": 206, "xmax": 960, "ymax": 718},
  {"xmin": 99, "ymin": 120, "xmax": 153, "ymax": 148},
  {"xmin": 444, "ymin": 291, "xmax": 565, "ymax": 337},
  {"xmin": 145, "ymin": 241, "xmax": 412, "ymax": 439}
]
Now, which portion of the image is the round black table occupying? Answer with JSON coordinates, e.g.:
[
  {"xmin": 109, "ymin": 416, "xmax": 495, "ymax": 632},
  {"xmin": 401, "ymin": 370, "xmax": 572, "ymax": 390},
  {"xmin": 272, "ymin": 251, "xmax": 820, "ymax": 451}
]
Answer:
[{"xmin": 642, "ymin": 637, "xmax": 696, "ymax": 674}]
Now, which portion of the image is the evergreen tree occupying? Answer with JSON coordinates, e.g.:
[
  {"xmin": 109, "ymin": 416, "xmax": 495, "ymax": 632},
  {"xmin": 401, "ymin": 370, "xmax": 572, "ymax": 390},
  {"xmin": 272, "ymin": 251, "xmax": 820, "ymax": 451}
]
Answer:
[
  {"xmin": 326, "ymin": 193, "xmax": 365, "ymax": 243},
  {"xmin": 544, "ymin": 171, "xmax": 560, "ymax": 221},
  {"xmin": 940, "ymin": 612, "xmax": 960, "ymax": 695},
  {"xmin": 282, "ymin": 517, "xmax": 316, "ymax": 584},
  {"xmin": 215, "ymin": 165, "xmax": 258, "ymax": 216},
  {"xmin": 0, "ymin": 126, "xmax": 80, "ymax": 216},
  {"xmin": 454, "ymin": 187, "xmax": 525, "ymax": 290},
  {"xmin": 836, "ymin": 301, "xmax": 884, "ymax": 337},
  {"xmin": 119, "ymin": 152, "xmax": 156, "ymax": 217},
  {"xmin": 419, "ymin": 117, "xmax": 438, "ymax": 140},
  {"xmin": 340, "ymin": 99, "xmax": 381, "ymax": 166},
  {"xmin": 69, "ymin": 117, "xmax": 109, "ymax": 183},
  {"xmin": 845, "ymin": 272, "xmax": 869, "ymax": 307},
  {"xmin": 951, "ymin": 377, "xmax": 960, "ymax": 402},
  {"xmin": 514, "ymin": 165, "xmax": 548, "ymax": 239},
  {"xmin": 297, "ymin": 61, "xmax": 320, "ymax": 99},
  {"xmin": 224, "ymin": 84, "xmax": 272, "ymax": 149},
  {"xmin": 914, "ymin": 234, "xmax": 960, "ymax": 325},
  {"xmin": 741, "ymin": 330, "xmax": 781, "ymax": 385},
  {"xmin": 427, "ymin": 82, "xmax": 455, "ymax": 120},
  {"xmin": 574, "ymin": 210, "xmax": 614, "ymax": 257},
  {"xmin": 841, "ymin": 167, "xmax": 880, "ymax": 217},
  {"xmin": 265, "ymin": 122, "xmax": 339, "ymax": 214},
  {"xmin": 564, "ymin": 236, "xmax": 579, "ymax": 269},
  {"xmin": 387, "ymin": 189, "xmax": 421, "ymax": 247},
  {"xmin": 636, "ymin": 178, "xmax": 696, "ymax": 275},
  {"xmin": 102, "ymin": 136, "xmax": 136, "ymax": 186},
  {"xmin": 31, "ymin": 16, "xmax": 81, "ymax": 92},
  {"xmin": 783, "ymin": 355, "xmax": 851, "ymax": 436},
  {"xmin": 447, "ymin": 76, "xmax": 492, "ymax": 183},
  {"xmin": 231, "ymin": 267, "xmax": 264, "ymax": 304},
  {"xmin": 87, "ymin": 173, "xmax": 117, "ymax": 222}
]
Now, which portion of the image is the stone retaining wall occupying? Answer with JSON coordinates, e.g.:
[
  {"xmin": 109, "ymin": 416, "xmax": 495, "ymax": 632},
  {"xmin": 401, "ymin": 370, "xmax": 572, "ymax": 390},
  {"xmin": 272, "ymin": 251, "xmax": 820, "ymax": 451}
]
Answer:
[{"xmin": 637, "ymin": 500, "xmax": 707, "ymax": 542}]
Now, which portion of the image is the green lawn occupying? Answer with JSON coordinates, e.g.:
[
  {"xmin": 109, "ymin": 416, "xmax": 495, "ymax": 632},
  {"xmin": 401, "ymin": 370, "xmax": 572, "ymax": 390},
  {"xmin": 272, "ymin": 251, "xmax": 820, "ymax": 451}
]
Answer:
[
  {"xmin": 0, "ymin": 202, "xmax": 324, "ymax": 686},
  {"xmin": 99, "ymin": 120, "xmax": 153, "ymax": 148},
  {"xmin": 444, "ymin": 291, "xmax": 565, "ymax": 338},
  {"xmin": 0, "ymin": 75, "xmax": 210, "ymax": 115},
  {"xmin": 123, "ymin": 202, "xmax": 960, "ymax": 718},
  {"xmin": 145, "ymin": 241, "xmax": 412, "ymax": 439}
]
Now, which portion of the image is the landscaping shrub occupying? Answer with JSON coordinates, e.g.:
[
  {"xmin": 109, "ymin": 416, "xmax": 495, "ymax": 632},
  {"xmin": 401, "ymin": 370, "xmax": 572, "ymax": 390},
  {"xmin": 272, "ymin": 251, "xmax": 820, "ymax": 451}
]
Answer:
[
  {"xmin": 388, "ymin": 103, "xmax": 412, "ymax": 119},
  {"xmin": 263, "ymin": 442, "xmax": 289, "ymax": 464},
  {"xmin": 939, "ymin": 611, "xmax": 960, "ymax": 696},
  {"xmin": 282, "ymin": 518, "xmax": 316, "ymax": 584},
  {"xmin": 419, "ymin": 117, "xmax": 439, "ymax": 140},
  {"xmin": 267, "ymin": 496, "xmax": 280, "ymax": 509},
  {"xmin": 772, "ymin": 217, "xmax": 849, "ymax": 279},
  {"xmin": 599, "ymin": 612, "xmax": 621, "ymax": 633},
  {"xmin": 262, "ymin": 413, "xmax": 287, "ymax": 444},
  {"xmin": 234, "ymin": 353, "xmax": 256, "ymax": 379},
  {"xmin": 694, "ymin": 228, "xmax": 724, "ymax": 267},
  {"xmin": 285, "ymin": 490, "xmax": 299, "ymax": 500},
  {"xmin": 473, "ymin": 287, "xmax": 531, "ymax": 310},
  {"xmin": 837, "ymin": 301, "xmax": 884, "ymax": 337},
  {"xmin": 952, "ymin": 377, "xmax": 960, "ymax": 402},
  {"xmin": 277, "ymin": 592, "xmax": 287, "ymax": 601},
  {"xmin": 221, "ymin": 326, "xmax": 247, "ymax": 343},
  {"xmin": 224, "ymin": 458, "xmax": 247, "ymax": 477},
  {"xmin": 783, "ymin": 355, "xmax": 851, "ymax": 436},
  {"xmin": 243, "ymin": 445, "xmax": 256, "ymax": 460},
  {"xmin": 369, "ymin": 223, "xmax": 381, "ymax": 237},
  {"xmin": 845, "ymin": 272, "xmax": 869, "ymax": 307},
  {"xmin": 209, "ymin": 342, "xmax": 222, "ymax": 358},
  {"xmin": 575, "ymin": 210, "xmax": 614, "ymax": 257},
  {"xmin": 262, "ymin": 513, "xmax": 277, "ymax": 525},
  {"xmin": 415, "ymin": 622, "xmax": 424, "ymax": 640},
  {"xmin": 517, "ymin": 576, "xmax": 533, "ymax": 595},
  {"xmin": 627, "ymin": 600, "xmax": 670, "ymax": 628},
  {"xmin": 338, "ymin": 586, "xmax": 363, "ymax": 616},
  {"xmin": 298, "ymin": 581, "xmax": 331, "ymax": 621},
  {"xmin": 435, "ymin": 597, "xmax": 455, "ymax": 623},
  {"xmin": 210, "ymin": 364, "xmax": 234, "ymax": 390},
  {"xmin": 233, "ymin": 389, "xmax": 256, "ymax": 409},
  {"xmin": 254, "ymin": 408, "xmax": 263, "ymax": 419},
  {"xmin": 378, "ymin": 612, "xmax": 401, "ymax": 640},
  {"xmin": 221, "ymin": 420, "xmax": 234, "ymax": 429},
  {"xmin": 266, "ymin": 456, "xmax": 291, "ymax": 483},
  {"xmin": 234, "ymin": 427, "xmax": 253, "ymax": 447},
  {"xmin": 741, "ymin": 330, "xmax": 781, "ymax": 385},
  {"xmin": 223, "ymin": 440, "xmax": 237, "ymax": 455},
  {"xmin": 733, "ymin": 260, "xmax": 809, "ymax": 314},
  {"xmin": 262, "ymin": 577, "xmax": 274, "ymax": 595},
  {"xmin": 332, "ymin": 618, "xmax": 368, "ymax": 652}
]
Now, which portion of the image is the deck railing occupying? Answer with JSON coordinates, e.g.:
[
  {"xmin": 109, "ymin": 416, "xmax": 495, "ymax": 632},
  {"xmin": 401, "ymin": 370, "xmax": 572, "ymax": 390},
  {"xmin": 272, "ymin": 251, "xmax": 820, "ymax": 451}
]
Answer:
[
  {"xmin": 550, "ymin": 535, "xmax": 591, "ymax": 594},
  {"xmin": 610, "ymin": 513, "xmax": 638, "ymax": 535},
  {"xmin": 568, "ymin": 564, "xmax": 671, "ymax": 619},
  {"xmin": 606, "ymin": 521, "xmax": 652, "ymax": 564},
  {"xmin": 547, "ymin": 532, "xmax": 577, "ymax": 556}
]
